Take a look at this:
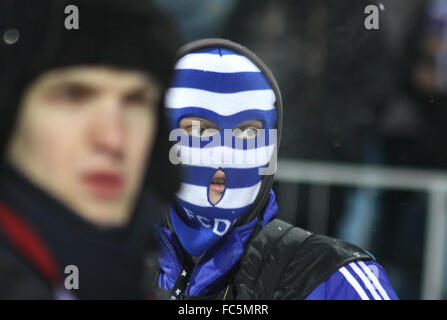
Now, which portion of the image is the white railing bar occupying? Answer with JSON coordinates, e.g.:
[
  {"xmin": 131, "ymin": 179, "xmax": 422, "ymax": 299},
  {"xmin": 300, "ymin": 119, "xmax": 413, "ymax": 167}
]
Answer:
[
  {"xmin": 422, "ymin": 185, "xmax": 447, "ymax": 300},
  {"xmin": 274, "ymin": 158, "xmax": 447, "ymax": 300},
  {"xmin": 275, "ymin": 159, "xmax": 447, "ymax": 191}
]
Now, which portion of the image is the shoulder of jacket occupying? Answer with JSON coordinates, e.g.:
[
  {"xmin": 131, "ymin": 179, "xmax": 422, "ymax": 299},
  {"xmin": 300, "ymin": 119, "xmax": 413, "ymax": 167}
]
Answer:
[
  {"xmin": 0, "ymin": 235, "xmax": 54, "ymax": 299},
  {"xmin": 313, "ymin": 260, "xmax": 396, "ymax": 300},
  {"xmin": 231, "ymin": 219, "xmax": 373, "ymax": 299},
  {"xmin": 248, "ymin": 218, "xmax": 372, "ymax": 262},
  {"xmin": 274, "ymin": 224, "xmax": 374, "ymax": 299}
]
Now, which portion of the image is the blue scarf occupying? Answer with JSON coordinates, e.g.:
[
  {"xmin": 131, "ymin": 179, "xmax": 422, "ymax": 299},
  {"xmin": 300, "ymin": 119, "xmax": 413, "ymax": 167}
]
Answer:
[
  {"xmin": 166, "ymin": 46, "xmax": 278, "ymax": 256},
  {"xmin": 157, "ymin": 189, "xmax": 278, "ymax": 296}
]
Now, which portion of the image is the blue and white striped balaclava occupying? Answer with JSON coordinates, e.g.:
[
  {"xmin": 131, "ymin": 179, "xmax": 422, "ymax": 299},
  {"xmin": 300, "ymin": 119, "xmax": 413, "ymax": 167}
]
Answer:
[{"xmin": 165, "ymin": 43, "xmax": 278, "ymax": 257}]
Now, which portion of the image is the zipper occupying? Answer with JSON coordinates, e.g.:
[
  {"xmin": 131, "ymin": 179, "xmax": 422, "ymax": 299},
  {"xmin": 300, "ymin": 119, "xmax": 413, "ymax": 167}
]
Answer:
[{"xmin": 157, "ymin": 229, "xmax": 185, "ymax": 280}]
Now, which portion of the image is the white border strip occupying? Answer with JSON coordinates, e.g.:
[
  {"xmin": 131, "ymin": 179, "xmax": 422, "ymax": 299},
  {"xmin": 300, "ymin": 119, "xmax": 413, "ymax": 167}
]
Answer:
[
  {"xmin": 166, "ymin": 88, "xmax": 275, "ymax": 116},
  {"xmin": 176, "ymin": 144, "xmax": 274, "ymax": 168},
  {"xmin": 175, "ymin": 53, "xmax": 261, "ymax": 73},
  {"xmin": 176, "ymin": 181, "xmax": 261, "ymax": 209}
]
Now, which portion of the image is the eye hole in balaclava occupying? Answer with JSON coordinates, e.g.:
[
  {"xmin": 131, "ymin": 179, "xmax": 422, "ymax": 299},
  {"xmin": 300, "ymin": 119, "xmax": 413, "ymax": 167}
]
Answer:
[{"xmin": 165, "ymin": 45, "xmax": 277, "ymax": 257}]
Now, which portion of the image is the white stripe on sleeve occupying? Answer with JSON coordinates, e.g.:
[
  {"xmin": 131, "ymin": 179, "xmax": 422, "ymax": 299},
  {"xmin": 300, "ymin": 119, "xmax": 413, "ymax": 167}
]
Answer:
[
  {"xmin": 339, "ymin": 266, "xmax": 370, "ymax": 300},
  {"xmin": 358, "ymin": 261, "xmax": 391, "ymax": 300},
  {"xmin": 348, "ymin": 262, "xmax": 382, "ymax": 300}
]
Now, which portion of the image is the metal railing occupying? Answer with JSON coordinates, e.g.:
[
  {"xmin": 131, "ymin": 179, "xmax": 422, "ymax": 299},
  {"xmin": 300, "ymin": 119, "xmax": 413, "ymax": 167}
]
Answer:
[{"xmin": 274, "ymin": 158, "xmax": 447, "ymax": 300}]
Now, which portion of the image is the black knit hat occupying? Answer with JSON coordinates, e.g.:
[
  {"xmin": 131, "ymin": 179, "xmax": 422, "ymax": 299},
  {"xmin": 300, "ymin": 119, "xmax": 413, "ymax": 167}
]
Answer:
[{"xmin": 0, "ymin": 0, "xmax": 181, "ymax": 202}]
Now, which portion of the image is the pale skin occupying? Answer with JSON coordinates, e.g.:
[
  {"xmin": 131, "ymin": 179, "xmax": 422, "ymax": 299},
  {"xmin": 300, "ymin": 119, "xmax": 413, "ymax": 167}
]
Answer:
[
  {"xmin": 6, "ymin": 66, "xmax": 161, "ymax": 228},
  {"xmin": 179, "ymin": 117, "xmax": 262, "ymax": 205}
]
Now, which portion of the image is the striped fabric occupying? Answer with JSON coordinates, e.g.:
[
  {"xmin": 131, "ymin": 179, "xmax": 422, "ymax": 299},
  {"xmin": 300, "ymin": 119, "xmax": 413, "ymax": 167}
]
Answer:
[
  {"xmin": 338, "ymin": 261, "xmax": 395, "ymax": 300},
  {"xmin": 166, "ymin": 47, "xmax": 277, "ymax": 256},
  {"xmin": 306, "ymin": 260, "xmax": 398, "ymax": 300}
]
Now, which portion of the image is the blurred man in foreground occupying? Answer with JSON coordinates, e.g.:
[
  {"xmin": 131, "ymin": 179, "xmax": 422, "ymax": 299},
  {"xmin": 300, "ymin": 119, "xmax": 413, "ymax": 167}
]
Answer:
[{"xmin": 0, "ymin": 0, "xmax": 180, "ymax": 299}]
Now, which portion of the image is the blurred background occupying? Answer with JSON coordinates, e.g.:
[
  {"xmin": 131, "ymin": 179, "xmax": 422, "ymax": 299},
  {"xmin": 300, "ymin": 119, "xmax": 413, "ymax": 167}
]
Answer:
[{"xmin": 155, "ymin": 0, "xmax": 447, "ymax": 299}]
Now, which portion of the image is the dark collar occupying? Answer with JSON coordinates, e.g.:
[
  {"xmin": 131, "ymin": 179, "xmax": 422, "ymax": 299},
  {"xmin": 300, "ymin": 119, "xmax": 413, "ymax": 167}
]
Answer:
[{"xmin": 0, "ymin": 161, "xmax": 161, "ymax": 299}]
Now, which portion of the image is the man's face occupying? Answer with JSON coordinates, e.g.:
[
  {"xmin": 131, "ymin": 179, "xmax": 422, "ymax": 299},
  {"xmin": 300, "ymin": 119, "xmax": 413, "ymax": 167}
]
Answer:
[{"xmin": 6, "ymin": 66, "xmax": 160, "ymax": 227}]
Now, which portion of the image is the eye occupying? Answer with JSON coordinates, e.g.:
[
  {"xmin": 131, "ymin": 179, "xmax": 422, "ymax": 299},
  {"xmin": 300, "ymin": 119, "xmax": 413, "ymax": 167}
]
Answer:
[
  {"xmin": 180, "ymin": 118, "xmax": 219, "ymax": 137},
  {"xmin": 53, "ymin": 83, "xmax": 94, "ymax": 104},
  {"xmin": 238, "ymin": 127, "xmax": 259, "ymax": 139},
  {"xmin": 190, "ymin": 126, "xmax": 206, "ymax": 137},
  {"xmin": 233, "ymin": 120, "xmax": 263, "ymax": 139},
  {"xmin": 125, "ymin": 93, "xmax": 151, "ymax": 106},
  {"xmin": 189, "ymin": 126, "xmax": 217, "ymax": 138},
  {"xmin": 124, "ymin": 88, "xmax": 158, "ymax": 109}
]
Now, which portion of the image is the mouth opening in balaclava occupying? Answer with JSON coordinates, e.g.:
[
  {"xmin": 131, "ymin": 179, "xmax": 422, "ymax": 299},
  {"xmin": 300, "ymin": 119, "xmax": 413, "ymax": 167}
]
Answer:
[{"xmin": 208, "ymin": 168, "xmax": 226, "ymax": 204}]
